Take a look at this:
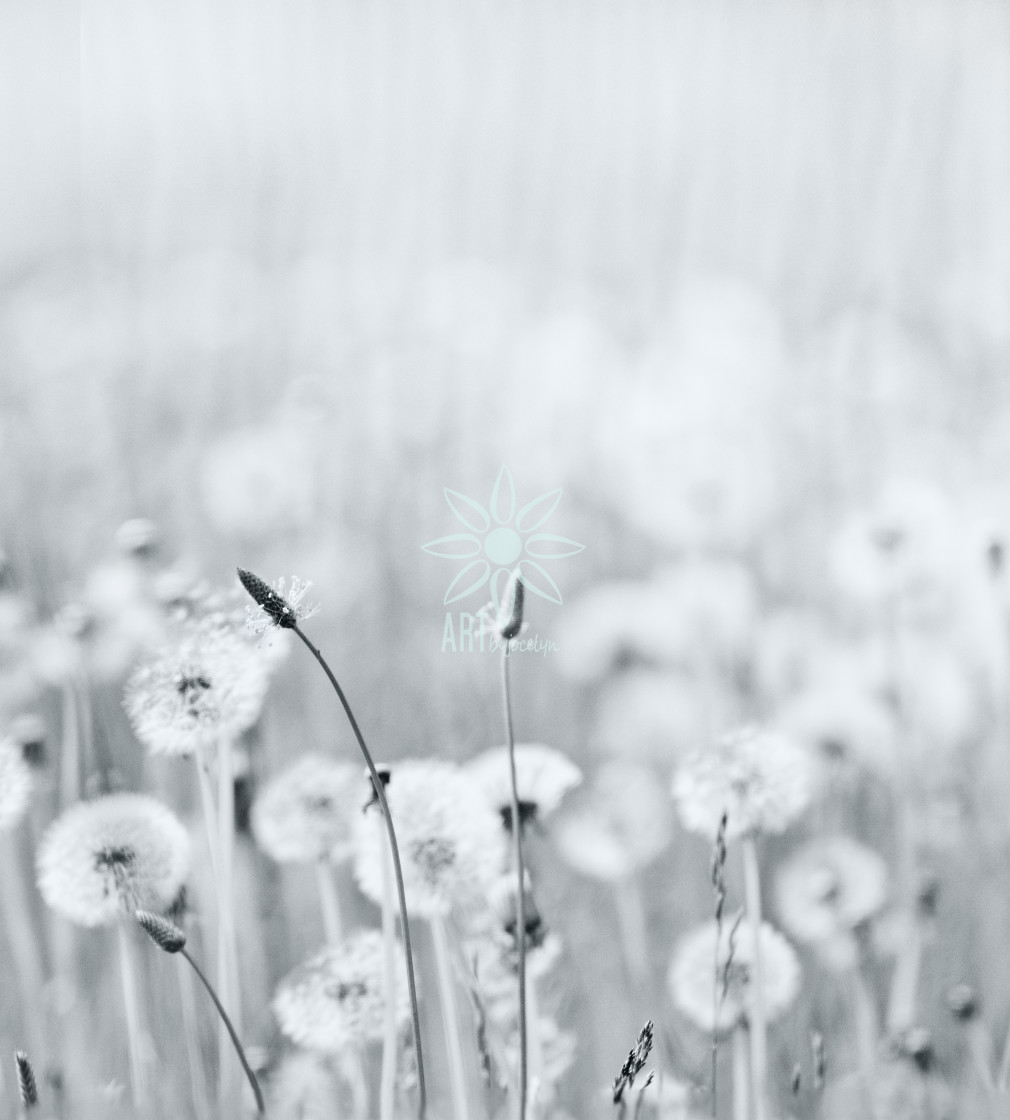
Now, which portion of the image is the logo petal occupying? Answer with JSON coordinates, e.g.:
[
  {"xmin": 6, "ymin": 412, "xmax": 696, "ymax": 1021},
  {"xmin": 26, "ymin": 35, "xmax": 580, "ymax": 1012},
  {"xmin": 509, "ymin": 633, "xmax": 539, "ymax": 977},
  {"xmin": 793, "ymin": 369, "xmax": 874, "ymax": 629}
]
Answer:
[
  {"xmin": 444, "ymin": 489, "xmax": 491, "ymax": 533},
  {"xmin": 517, "ymin": 560, "xmax": 564, "ymax": 605},
  {"xmin": 516, "ymin": 488, "xmax": 563, "ymax": 532},
  {"xmin": 524, "ymin": 533, "xmax": 585, "ymax": 559},
  {"xmin": 421, "ymin": 534, "xmax": 482, "ymax": 559},
  {"xmin": 490, "ymin": 465, "xmax": 516, "ymax": 526},
  {"xmin": 444, "ymin": 559, "xmax": 491, "ymax": 605}
]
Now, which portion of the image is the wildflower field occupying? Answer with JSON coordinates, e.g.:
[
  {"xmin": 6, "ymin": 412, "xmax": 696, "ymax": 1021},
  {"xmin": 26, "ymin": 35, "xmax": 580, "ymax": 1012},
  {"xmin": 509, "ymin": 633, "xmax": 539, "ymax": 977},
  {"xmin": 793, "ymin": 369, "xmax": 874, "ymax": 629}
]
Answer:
[{"xmin": 2, "ymin": 1, "xmax": 1010, "ymax": 1118}]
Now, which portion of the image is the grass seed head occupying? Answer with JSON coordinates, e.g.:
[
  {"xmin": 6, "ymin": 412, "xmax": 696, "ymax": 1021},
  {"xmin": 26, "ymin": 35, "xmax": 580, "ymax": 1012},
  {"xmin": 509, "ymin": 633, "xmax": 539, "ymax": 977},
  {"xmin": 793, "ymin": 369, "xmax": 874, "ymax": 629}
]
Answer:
[
  {"xmin": 15, "ymin": 1050, "xmax": 38, "ymax": 1107},
  {"xmin": 136, "ymin": 909, "xmax": 187, "ymax": 953}
]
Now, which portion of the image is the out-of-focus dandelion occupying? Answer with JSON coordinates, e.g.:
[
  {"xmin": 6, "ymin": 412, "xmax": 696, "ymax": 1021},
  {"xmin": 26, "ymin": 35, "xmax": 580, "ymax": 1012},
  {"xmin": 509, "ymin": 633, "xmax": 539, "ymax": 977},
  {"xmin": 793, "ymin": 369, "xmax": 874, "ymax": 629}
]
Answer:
[
  {"xmin": 463, "ymin": 742, "xmax": 582, "ymax": 832},
  {"xmin": 273, "ymin": 931, "xmax": 409, "ymax": 1053},
  {"xmin": 37, "ymin": 793, "xmax": 189, "ymax": 926},
  {"xmin": 124, "ymin": 615, "xmax": 271, "ymax": 758},
  {"xmin": 775, "ymin": 836, "xmax": 888, "ymax": 950},
  {"xmin": 555, "ymin": 761, "xmax": 673, "ymax": 882},
  {"xmin": 671, "ymin": 727, "xmax": 813, "ymax": 841},
  {"xmin": 352, "ymin": 759, "xmax": 505, "ymax": 919},
  {"xmin": 668, "ymin": 917, "xmax": 801, "ymax": 1033},
  {"xmin": 869, "ymin": 1032, "xmax": 956, "ymax": 1120},
  {"xmin": 37, "ymin": 795, "xmax": 188, "ymax": 1108},
  {"xmin": 252, "ymin": 754, "xmax": 358, "ymax": 865},
  {"xmin": 0, "ymin": 736, "xmax": 33, "ymax": 832}
]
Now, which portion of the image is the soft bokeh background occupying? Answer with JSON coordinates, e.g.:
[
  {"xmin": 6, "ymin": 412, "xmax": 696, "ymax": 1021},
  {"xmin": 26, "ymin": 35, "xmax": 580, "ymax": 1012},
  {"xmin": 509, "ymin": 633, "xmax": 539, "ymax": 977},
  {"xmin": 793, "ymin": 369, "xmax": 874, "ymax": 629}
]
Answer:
[{"xmin": 2, "ymin": 0, "xmax": 1010, "ymax": 1117}]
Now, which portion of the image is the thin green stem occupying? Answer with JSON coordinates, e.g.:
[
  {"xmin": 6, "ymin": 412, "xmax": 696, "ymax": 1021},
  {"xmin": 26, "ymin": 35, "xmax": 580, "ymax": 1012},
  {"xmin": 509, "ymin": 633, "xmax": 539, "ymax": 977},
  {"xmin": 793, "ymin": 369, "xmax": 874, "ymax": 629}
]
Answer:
[
  {"xmin": 501, "ymin": 646, "xmax": 528, "ymax": 1120},
  {"xmin": 291, "ymin": 624, "xmax": 426, "ymax": 1120},
  {"xmin": 181, "ymin": 946, "xmax": 265, "ymax": 1114}
]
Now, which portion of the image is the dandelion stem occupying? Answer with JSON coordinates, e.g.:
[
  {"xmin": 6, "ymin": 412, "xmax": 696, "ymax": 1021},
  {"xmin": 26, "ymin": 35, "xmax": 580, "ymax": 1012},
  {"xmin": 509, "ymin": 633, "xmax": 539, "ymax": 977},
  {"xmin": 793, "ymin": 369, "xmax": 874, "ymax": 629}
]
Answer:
[
  {"xmin": 850, "ymin": 967, "xmax": 877, "ymax": 1074},
  {"xmin": 741, "ymin": 837, "xmax": 768, "ymax": 1120},
  {"xmin": 431, "ymin": 915, "xmax": 469, "ymax": 1120},
  {"xmin": 615, "ymin": 876, "xmax": 650, "ymax": 989},
  {"xmin": 291, "ymin": 623, "xmax": 426, "ymax": 1120},
  {"xmin": 501, "ymin": 645, "xmax": 529, "ymax": 1120},
  {"xmin": 316, "ymin": 859, "xmax": 344, "ymax": 946},
  {"xmin": 117, "ymin": 921, "xmax": 149, "ymax": 1111},
  {"xmin": 380, "ymin": 833, "xmax": 398, "ymax": 1120},
  {"xmin": 217, "ymin": 735, "xmax": 242, "ymax": 1115},
  {"xmin": 180, "ymin": 946, "xmax": 265, "ymax": 1114},
  {"xmin": 732, "ymin": 1025, "xmax": 750, "ymax": 1120}
]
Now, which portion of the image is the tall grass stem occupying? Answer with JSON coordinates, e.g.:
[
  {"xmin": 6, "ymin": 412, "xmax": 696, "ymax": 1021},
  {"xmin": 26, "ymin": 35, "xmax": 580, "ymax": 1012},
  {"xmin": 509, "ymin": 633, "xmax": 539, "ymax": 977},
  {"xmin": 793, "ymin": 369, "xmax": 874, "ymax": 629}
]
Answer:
[{"xmin": 292, "ymin": 623, "xmax": 426, "ymax": 1119}]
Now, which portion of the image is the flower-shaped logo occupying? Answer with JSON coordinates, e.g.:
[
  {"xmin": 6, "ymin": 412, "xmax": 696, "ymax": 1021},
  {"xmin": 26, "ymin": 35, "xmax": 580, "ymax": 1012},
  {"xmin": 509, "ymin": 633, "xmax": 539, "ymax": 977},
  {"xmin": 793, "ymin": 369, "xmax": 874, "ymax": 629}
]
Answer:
[{"xmin": 422, "ymin": 466, "xmax": 585, "ymax": 608}]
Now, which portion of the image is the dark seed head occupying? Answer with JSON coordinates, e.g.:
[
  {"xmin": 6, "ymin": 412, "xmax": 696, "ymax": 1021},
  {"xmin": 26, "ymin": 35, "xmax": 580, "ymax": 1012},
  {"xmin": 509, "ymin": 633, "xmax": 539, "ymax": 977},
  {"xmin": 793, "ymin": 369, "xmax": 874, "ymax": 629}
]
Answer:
[
  {"xmin": 135, "ymin": 909, "xmax": 187, "ymax": 953},
  {"xmin": 498, "ymin": 574, "xmax": 525, "ymax": 641},
  {"xmin": 16, "ymin": 1050, "xmax": 38, "ymax": 1107},
  {"xmin": 237, "ymin": 568, "xmax": 296, "ymax": 628}
]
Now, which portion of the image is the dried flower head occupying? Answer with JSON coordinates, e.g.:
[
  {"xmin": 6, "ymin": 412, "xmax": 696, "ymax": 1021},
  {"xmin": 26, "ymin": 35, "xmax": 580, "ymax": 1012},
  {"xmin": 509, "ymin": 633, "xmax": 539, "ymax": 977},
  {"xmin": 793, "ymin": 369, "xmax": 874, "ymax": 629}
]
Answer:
[
  {"xmin": 353, "ymin": 759, "xmax": 506, "ymax": 918},
  {"xmin": 668, "ymin": 917, "xmax": 801, "ymax": 1033},
  {"xmin": 124, "ymin": 615, "xmax": 271, "ymax": 757},
  {"xmin": 672, "ymin": 726, "xmax": 813, "ymax": 840},
  {"xmin": 135, "ymin": 909, "xmax": 187, "ymax": 953},
  {"xmin": 238, "ymin": 570, "xmax": 318, "ymax": 635},
  {"xmin": 15, "ymin": 1050, "xmax": 38, "ymax": 1107},
  {"xmin": 776, "ymin": 836, "xmax": 888, "ymax": 949},
  {"xmin": 0, "ymin": 736, "xmax": 33, "ymax": 832},
  {"xmin": 613, "ymin": 1020, "xmax": 654, "ymax": 1103},
  {"xmin": 273, "ymin": 930, "xmax": 409, "ymax": 1052},
  {"xmin": 463, "ymin": 742, "xmax": 583, "ymax": 829},
  {"xmin": 37, "ymin": 794, "xmax": 189, "ymax": 927},
  {"xmin": 252, "ymin": 754, "xmax": 359, "ymax": 864},
  {"xmin": 554, "ymin": 761, "xmax": 673, "ymax": 881}
]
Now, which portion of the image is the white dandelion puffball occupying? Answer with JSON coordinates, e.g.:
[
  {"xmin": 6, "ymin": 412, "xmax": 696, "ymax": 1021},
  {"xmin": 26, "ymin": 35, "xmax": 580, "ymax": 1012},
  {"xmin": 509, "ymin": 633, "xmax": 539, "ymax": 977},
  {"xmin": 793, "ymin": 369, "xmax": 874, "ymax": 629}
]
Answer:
[
  {"xmin": 554, "ymin": 761, "xmax": 673, "ymax": 881},
  {"xmin": 352, "ymin": 759, "xmax": 506, "ymax": 918},
  {"xmin": 776, "ymin": 836, "xmax": 889, "ymax": 946},
  {"xmin": 273, "ymin": 930, "xmax": 408, "ymax": 1052},
  {"xmin": 252, "ymin": 754, "xmax": 359, "ymax": 864},
  {"xmin": 37, "ymin": 794, "xmax": 190, "ymax": 927},
  {"xmin": 0, "ymin": 737, "xmax": 32, "ymax": 831},
  {"xmin": 463, "ymin": 742, "xmax": 583, "ymax": 827},
  {"xmin": 672, "ymin": 726, "xmax": 813, "ymax": 840},
  {"xmin": 124, "ymin": 617, "xmax": 271, "ymax": 757},
  {"xmin": 668, "ymin": 918, "xmax": 801, "ymax": 1033}
]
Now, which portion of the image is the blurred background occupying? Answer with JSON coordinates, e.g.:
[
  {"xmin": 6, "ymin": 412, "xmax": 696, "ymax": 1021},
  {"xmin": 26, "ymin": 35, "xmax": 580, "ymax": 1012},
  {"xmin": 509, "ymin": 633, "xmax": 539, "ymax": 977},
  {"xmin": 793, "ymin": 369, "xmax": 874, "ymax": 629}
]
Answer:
[{"xmin": 2, "ymin": 0, "xmax": 1010, "ymax": 1117}]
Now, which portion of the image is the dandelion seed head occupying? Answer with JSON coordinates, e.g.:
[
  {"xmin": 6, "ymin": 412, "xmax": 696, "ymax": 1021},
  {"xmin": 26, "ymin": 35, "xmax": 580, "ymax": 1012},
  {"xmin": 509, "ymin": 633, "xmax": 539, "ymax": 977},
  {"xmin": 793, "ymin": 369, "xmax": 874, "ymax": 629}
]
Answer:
[
  {"xmin": 37, "ymin": 794, "xmax": 189, "ymax": 927},
  {"xmin": 352, "ymin": 759, "xmax": 506, "ymax": 918},
  {"xmin": 776, "ymin": 836, "xmax": 888, "ymax": 949},
  {"xmin": 0, "ymin": 736, "xmax": 33, "ymax": 832},
  {"xmin": 252, "ymin": 754, "xmax": 359, "ymax": 864},
  {"xmin": 668, "ymin": 917, "xmax": 801, "ymax": 1033},
  {"xmin": 124, "ymin": 615, "xmax": 271, "ymax": 757},
  {"xmin": 672, "ymin": 726, "xmax": 813, "ymax": 840},
  {"xmin": 463, "ymin": 742, "xmax": 583, "ymax": 827},
  {"xmin": 273, "ymin": 930, "xmax": 408, "ymax": 1052},
  {"xmin": 554, "ymin": 761, "xmax": 673, "ymax": 881}
]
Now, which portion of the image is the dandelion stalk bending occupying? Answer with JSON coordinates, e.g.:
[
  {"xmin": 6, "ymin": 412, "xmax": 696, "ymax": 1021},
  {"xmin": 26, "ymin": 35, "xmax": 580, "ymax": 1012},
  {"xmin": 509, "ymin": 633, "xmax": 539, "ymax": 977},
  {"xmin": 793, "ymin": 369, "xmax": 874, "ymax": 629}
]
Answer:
[
  {"xmin": 135, "ymin": 911, "xmax": 265, "ymax": 1114},
  {"xmin": 237, "ymin": 569, "xmax": 426, "ymax": 1119}
]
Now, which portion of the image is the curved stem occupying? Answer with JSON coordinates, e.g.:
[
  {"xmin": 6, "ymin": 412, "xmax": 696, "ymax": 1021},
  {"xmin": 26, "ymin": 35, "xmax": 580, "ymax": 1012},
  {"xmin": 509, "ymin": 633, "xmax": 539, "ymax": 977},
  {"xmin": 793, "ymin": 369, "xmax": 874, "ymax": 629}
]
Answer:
[
  {"xmin": 181, "ymin": 947, "xmax": 265, "ymax": 1114},
  {"xmin": 292, "ymin": 624, "xmax": 426, "ymax": 1119},
  {"xmin": 380, "ymin": 832, "xmax": 398, "ymax": 1120},
  {"xmin": 501, "ymin": 647, "xmax": 528, "ymax": 1120}
]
